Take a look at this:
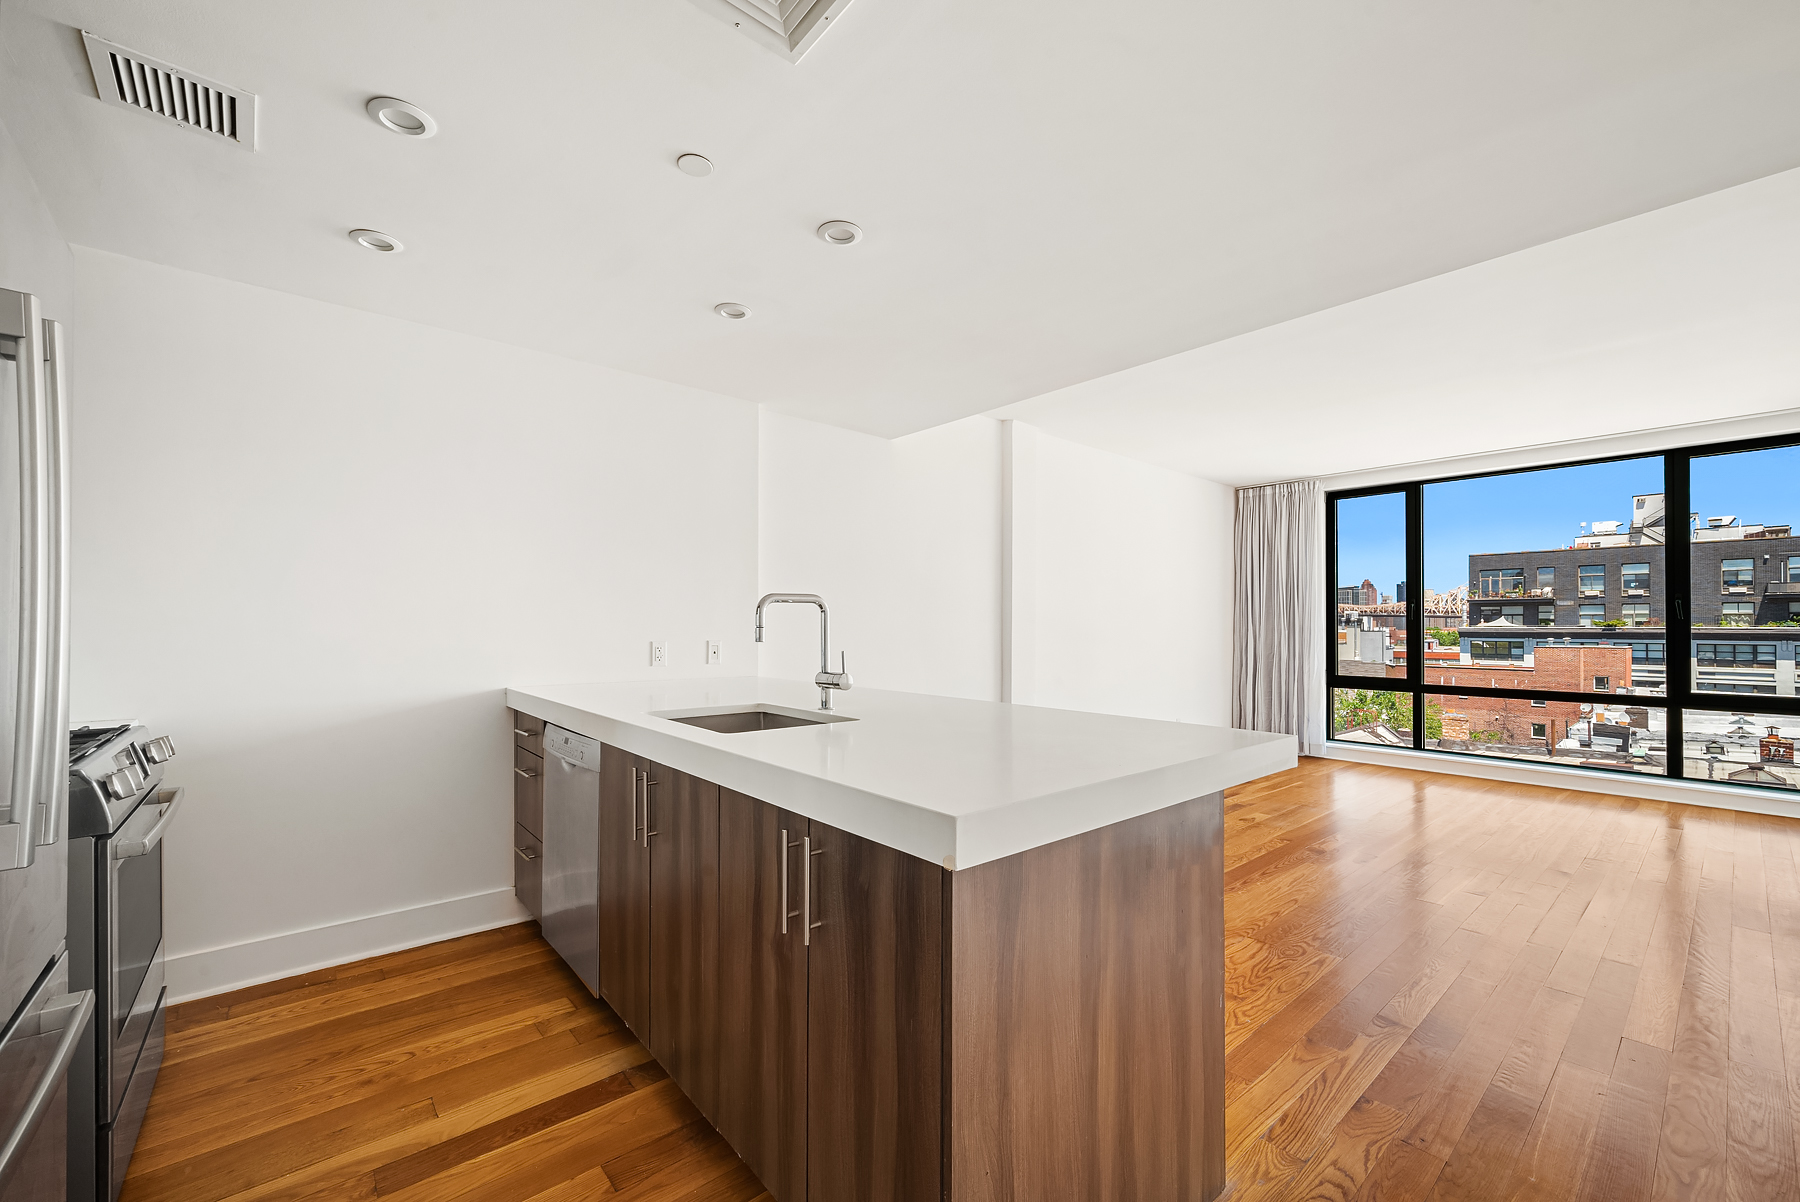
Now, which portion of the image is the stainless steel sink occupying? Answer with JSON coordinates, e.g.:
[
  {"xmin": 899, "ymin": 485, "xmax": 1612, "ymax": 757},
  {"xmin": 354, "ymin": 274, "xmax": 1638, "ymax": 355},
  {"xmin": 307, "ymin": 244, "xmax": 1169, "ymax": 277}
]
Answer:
[{"xmin": 662, "ymin": 708, "xmax": 854, "ymax": 734}]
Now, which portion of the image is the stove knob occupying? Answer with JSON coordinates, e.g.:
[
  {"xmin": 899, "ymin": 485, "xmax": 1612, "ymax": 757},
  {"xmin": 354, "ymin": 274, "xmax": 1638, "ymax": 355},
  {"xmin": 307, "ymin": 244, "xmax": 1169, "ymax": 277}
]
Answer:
[
  {"xmin": 103, "ymin": 768, "xmax": 137, "ymax": 800},
  {"xmin": 141, "ymin": 737, "xmax": 175, "ymax": 764}
]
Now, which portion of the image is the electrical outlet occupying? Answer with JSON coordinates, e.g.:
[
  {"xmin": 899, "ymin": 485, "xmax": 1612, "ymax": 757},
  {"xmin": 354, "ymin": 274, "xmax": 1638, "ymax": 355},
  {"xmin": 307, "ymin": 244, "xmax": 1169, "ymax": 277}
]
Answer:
[
  {"xmin": 650, "ymin": 641, "xmax": 667, "ymax": 667},
  {"xmin": 706, "ymin": 641, "xmax": 721, "ymax": 665}
]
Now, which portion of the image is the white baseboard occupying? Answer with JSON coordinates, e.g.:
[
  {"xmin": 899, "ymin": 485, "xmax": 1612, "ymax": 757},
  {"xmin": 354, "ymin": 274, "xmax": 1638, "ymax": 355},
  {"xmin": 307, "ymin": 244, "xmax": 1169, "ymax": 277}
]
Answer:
[
  {"xmin": 1314, "ymin": 743, "xmax": 1800, "ymax": 820},
  {"xmin": 164, "ymin": 887, "xmax": 532, "ymax": 1005}
]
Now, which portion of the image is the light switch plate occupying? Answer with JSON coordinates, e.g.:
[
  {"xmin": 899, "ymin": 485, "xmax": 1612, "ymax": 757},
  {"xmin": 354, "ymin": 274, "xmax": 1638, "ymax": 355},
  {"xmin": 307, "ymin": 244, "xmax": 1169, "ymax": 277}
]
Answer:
[
  {"xmin": 650, "ymin": 641, "xmax": 667, "ymax": 667},
  {"xmin": 706, "ymin": 641, "xmax": 721, "ymax": 665}
]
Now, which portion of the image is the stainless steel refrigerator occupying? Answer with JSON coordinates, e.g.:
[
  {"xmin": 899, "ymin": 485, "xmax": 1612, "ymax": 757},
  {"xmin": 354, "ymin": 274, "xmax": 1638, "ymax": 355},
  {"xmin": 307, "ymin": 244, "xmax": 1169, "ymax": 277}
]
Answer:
[{"xmin": 0, "ymin": 285, "xmax": 91, "ymax": 1201}]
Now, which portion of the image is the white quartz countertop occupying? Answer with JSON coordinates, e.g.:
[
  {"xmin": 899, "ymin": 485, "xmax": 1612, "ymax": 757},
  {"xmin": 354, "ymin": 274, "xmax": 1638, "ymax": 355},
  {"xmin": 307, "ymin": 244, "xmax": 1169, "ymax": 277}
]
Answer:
[{"xmin": 506, "ymin": 677, "xmax": 1296, "ymax": 870}]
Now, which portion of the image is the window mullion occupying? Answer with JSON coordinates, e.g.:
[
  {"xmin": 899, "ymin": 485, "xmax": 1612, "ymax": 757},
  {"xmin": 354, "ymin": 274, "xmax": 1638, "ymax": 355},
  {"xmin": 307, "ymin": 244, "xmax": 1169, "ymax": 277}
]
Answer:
[{"xmin": 1665, "ymin": 453, "xmax": 1691, "ymax": 777}]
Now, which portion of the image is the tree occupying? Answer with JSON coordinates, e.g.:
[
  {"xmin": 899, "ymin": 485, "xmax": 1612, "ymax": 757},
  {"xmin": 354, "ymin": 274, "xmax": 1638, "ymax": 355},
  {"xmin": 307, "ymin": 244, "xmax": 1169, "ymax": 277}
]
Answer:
[
  {"xmin": 1428, "ymin": 628, "xmax": 1460, "ymax": 647},
  {"xmin": 1334, "ymin": 690, "xmax": 1412, "ymax": 734}
]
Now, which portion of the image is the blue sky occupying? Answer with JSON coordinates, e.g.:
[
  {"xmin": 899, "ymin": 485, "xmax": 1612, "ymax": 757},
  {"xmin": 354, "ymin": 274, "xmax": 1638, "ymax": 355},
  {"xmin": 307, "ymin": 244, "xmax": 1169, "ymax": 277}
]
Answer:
[{"xmin": 1336, "ymin": 446, "xmax": 1800, "ymax": 596}]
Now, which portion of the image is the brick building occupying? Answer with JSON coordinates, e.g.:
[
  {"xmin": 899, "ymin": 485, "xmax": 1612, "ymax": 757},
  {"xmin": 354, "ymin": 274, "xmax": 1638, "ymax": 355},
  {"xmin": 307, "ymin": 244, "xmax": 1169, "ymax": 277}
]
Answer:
[{"xmin": 1422, "ymin": 644, "xmax": 1633, "ymax": 749}]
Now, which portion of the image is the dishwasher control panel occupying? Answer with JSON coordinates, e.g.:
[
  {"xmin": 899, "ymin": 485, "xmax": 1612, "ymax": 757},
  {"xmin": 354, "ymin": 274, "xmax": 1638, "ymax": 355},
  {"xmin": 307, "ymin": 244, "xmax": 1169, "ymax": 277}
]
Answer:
[{"xmin": 544, "ymin": 725, "xmax": 603, "ymax": 771}]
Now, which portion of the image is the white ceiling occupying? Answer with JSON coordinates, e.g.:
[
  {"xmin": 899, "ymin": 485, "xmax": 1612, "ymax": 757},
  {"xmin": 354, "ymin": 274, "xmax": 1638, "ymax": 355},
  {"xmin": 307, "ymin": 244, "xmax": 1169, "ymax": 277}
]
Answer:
[
  {"xmin": 1, "ymin": 0, "xmax": 1796, "ymax": 440},
  {"xmin": 997, "ymin": 166, "xmax": 1800, "ymax": 485}
]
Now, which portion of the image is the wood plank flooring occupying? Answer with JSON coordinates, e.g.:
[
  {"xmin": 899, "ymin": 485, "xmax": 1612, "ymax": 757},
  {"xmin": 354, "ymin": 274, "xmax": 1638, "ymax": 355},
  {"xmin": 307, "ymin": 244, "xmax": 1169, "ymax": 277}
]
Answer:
[{"xmin": 125, "ymin": 759, "xmax": 1800, "ymax": 1202}]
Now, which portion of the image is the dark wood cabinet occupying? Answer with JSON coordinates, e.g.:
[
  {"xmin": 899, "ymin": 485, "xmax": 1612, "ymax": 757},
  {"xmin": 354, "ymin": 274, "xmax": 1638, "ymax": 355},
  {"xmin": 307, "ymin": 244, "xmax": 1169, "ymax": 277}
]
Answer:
[
  {"xmin": 597, "ymin": 745, "xmax": 651, "ymax": 1039},
  {"xmin": 554, "ymin": 728, "xmax": 1226, "ymax": 1202},
  {"xmin": 805, "ymin": 818, "xmax": 943, "ymax": 1202},
  {"xmin": 716, "ymin": 790, "xmax": 809, "ymax": 1202},
  {"xmin": 647, "ymin": 768, "xmax": 720, "ymax": 1122}
]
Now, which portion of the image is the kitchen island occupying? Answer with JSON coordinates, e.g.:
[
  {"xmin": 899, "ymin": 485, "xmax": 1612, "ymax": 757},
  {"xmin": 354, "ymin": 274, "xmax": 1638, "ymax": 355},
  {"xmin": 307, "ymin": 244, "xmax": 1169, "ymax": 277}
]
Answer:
[{"xmin": 506, "ymin": 678, "xmax": 1295, "ymax": 1202}]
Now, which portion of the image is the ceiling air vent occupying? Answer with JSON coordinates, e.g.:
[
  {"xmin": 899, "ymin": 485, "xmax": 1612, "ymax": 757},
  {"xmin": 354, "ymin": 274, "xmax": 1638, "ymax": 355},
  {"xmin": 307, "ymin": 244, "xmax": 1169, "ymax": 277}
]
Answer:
[
  {"xmin": 81, "ymin": 31, "xmax": 257, "ymax": 151},
  {"xmin": 692, "ymin": 0, "xmax": 858, "ymax": 61}
]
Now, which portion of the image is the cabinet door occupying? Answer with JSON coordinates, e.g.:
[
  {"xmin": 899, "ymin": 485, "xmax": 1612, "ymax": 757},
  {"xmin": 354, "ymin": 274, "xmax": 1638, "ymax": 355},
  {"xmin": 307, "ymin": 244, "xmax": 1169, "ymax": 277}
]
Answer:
[
  {"xmin": 716, "ymin": 790, "xmax": 808, "ymax": 1202},
  {"xmin": 596, "ymin": 744, "xmax": 650, "ymax": 1038},
  {"xmin": 648, "ymin": 766, "xmax": 719, "ymax": 1122},
  {"xmin": 512, "ymin": 746, "xmax": 543, "ymax": 839},
  {"xmin": 806, "ymin": 819, "xmax": 943, "ymax": 1202},
  {"xmin": 512, "ymin": 824, "xmax": 542, "ymax": 919}
]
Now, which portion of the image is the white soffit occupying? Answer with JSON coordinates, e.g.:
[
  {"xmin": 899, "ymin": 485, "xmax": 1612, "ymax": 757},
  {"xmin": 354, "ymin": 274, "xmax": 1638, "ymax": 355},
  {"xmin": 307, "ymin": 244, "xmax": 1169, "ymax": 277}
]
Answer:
[
  {"xmin": 993, "ymin": 167, "xmax": 1800, "ymax": 488},
  {"xmin": 692, "ymin": 0, "xmax": 857, "ymax": 60},
  {"xmin": 2, "ymin": 1, "xmax": 1798, "ymax": 438}
]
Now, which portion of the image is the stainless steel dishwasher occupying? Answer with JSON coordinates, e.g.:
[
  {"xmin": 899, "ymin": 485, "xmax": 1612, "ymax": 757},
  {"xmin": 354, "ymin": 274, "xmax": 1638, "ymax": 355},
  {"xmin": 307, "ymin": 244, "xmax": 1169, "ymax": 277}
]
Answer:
[{"xmin": 540, "ymin": 725, "xmax": 601, "ymax": 995}]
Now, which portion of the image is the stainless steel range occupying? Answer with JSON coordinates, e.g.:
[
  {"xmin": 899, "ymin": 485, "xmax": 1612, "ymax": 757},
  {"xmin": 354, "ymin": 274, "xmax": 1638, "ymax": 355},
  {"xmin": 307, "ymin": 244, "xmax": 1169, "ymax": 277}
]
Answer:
[{"xmin": 66, "ymin": 724, "xmax": 180, "ymax": 1202}]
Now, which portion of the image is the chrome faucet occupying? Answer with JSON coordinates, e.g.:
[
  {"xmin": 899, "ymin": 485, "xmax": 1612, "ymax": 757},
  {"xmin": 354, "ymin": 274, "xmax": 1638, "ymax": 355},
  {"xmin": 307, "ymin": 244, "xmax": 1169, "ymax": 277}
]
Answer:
[{"xmin": 755, "ymin": 593, "xmax": 853, "ymax": 710}]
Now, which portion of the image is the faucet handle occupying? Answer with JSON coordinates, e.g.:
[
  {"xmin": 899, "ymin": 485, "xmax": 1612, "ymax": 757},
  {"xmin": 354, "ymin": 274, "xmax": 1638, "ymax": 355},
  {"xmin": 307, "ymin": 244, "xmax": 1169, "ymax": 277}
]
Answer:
[{"xmin": 815, "ymin": 652, "xmax": 853, "ymax": 693}]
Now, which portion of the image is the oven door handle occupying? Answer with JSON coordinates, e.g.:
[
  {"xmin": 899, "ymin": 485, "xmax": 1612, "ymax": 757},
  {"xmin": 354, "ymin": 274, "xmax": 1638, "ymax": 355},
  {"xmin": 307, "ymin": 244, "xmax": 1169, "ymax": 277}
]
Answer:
[{"xmin": 113, "ymin": 787, "xmax": 184, "ymax": 860}]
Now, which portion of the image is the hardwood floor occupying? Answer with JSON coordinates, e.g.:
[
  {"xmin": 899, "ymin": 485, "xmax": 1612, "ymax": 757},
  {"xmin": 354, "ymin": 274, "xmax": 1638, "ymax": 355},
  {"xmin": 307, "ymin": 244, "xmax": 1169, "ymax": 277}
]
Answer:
[{"xmin": 125, "ymin": 759, "xmax": 1800, "ymax": 1202}]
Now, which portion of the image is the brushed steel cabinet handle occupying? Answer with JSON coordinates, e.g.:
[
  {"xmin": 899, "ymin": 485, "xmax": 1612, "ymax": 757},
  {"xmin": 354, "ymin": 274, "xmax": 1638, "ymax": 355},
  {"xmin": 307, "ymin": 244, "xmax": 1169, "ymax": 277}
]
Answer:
[
  {"xmin": 512, "ymin": 728, "xmax": 534, "ymax": 737},
  {"xmin": 808, "ymin": 839, "xmax": 825, "ymax": 942},
  {"xmin": 643, "ymin": 777, "xmax": 659, "ymax": 840},
  {"xmin": 513, "ymin": 768, "xmax": 538, "ymax": 779},
  {"xmin": 803, "ymin": 836, "xmax": 823, "ymax": 945},
  {"xmin": 514, "ymin": 845, "xmax": 537, "ymax": 862},
  {"xmin": 779, "ymin": 828, "xmax": 790, "ymax": 935},
  {"xmin": 632, "ymin": 771, "xmax": 643, "ymax": 845}
]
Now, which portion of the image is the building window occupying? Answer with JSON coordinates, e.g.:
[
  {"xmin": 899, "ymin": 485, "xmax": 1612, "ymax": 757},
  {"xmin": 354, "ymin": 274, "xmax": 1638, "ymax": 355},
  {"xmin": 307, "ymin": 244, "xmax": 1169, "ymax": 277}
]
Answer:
[
  {"xmin": 1530, "ymin": 699, "xmax": 1547, "ymax": 707},
  {"xmin": 1469, "ymin": 639, "xmax": 1526, "ymax": 662},
  {"xmin": 1537, "ymin": 567, "xmax": 1555, "ymax": 594},
  {"xmin": 1721, "ymin": 558, "xmax": 1755, "ymax": 590},
  {"xmin": 1621, "ymin": 603, "xmax": 1650, "ymax": 625},
  {"xmin": 1721, "ymin": 601, "xmax": 1755, "ymax": 624},
  {"xmin": 1695, "ymin": 682, "xmax": 1779, "ymax": 695},
  {"xmin": 1530, "ymin": 723, "xmax": 1547, "ymax": 739},
  {"xmin": 1477, "ymin": 568, "xmax": 1524, "ymax": 598},
  {"xmin": 1578, "ymin": 604, "xmax": 1605, "ymax": 626},
  {"xmin": 1593, "ymin": 676, "xmax": 1610, "ymax": 692},
  {"xmin": 1631, "ymin": 642, "xmax": 1665, "ymax": 665},
  {"xmin": 1695, "ymin": 643, "xmax": 1776, "ymax": 665},
  {"xmin": 1499, "ymin": 605, "xmax": 1524, "ymax": 623},
  {"xmin": 1537, "ymin": 605, "xmax": 1555, "ymax": 626},
  {"xmin": 1621, "ymin": 563, "xmax": 1650, "ymax": 593},
  {"xmin": 1788, "ymin": 556, "xmax": 1800, "ymax": 584},
  {"xmin": 1578, "ymin": 565, "xmax": 1605, "ymax": 596}
]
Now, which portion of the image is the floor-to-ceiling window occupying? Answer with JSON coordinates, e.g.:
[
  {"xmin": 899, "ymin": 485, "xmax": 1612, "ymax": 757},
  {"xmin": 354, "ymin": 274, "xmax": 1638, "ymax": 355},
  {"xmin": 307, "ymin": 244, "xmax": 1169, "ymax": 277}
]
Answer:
[{"xmin": 1327, "ymin": 434, "xmax": 1800, "ymax": 792}]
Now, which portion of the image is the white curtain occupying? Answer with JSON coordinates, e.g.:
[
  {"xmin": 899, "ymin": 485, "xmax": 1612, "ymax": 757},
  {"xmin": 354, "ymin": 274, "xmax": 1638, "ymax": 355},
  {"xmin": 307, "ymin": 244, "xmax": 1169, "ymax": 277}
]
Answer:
[{"xmin": 1232, "ymin": 480, "xmax": 1326, "ymax": 751}]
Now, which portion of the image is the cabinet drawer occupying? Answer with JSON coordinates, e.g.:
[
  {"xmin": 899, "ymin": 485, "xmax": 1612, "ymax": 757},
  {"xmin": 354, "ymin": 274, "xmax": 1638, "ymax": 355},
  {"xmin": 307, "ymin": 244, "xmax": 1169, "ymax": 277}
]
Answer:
[
  {"xmin": 512, "ymin": 710, "xmax": 544, "ymax": 754},
  {"xmin": 514, "ymin": 823, "xmax": 542, "ymax": 919},
  {"xmin": 513, "ymin": 747, "xmax": 543, "ymax": 838}
]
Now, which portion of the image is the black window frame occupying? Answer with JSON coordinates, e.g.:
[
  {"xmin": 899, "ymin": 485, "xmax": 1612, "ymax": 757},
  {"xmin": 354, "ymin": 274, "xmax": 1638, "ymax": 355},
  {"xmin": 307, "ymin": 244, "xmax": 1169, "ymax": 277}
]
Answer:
[{"xmin": 1325, "ymin": 432, "xmax": 1800, "ymax": 794}]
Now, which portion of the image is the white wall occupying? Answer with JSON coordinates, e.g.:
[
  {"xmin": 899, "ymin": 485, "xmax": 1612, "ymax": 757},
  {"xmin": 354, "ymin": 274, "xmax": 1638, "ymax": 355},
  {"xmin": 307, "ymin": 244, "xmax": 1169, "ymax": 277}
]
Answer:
[
  {"xmin": 757, "ymin": 411, "xmax": 1002, "ymax": 701},
  {"xmin": 70, "ymin": 247, "xmax": 759, "ymax": 1000},
  {"xmin": 1007, "ymin": 422, "xmax": 1232, "ymax": 724},
  {"xmin": 757, "ymin": 413, "xmax": 1235, "ymax": 723}
]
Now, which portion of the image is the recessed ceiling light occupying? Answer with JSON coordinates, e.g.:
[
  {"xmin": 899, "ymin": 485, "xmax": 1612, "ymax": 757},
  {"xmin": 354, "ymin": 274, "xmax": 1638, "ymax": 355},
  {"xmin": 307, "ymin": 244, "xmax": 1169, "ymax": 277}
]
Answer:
[
  {"xmin": 677, "ymin": 153, "xmax": 713, "ymax": 177},
  {"xmin": 714, "ymin": 302, "xmax": 751, "ymax": 320},
  {"xmin": 817, "ymin": 220, "xmax": 862, "ymax": 246},
  {"xmin": 366, "ymin": 96, "xmax": 437, "ymax": 138},
  {"xmin": 349, "ymin": 229, "xmax": 404, "ymax": 252}
]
